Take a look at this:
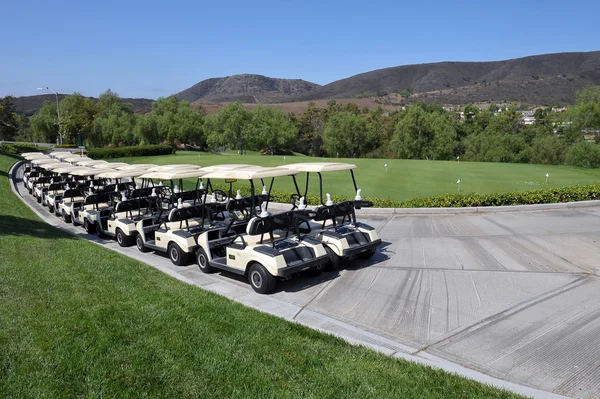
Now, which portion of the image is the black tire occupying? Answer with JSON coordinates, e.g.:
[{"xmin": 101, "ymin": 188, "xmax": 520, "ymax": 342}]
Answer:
[
  {"xmin": 136, "ymin": 234, "xmax": 151, "ymax": 253},
  {"xmin": 248, "ymin": 263, "xmax": 276, "ymax": 294},
  {"xmin": 36, "ymin": 194, "xmax": 41, "ymax": 203},
  {"xmin": 196, "ymin": 247, "xmax": 215, "ymax": 273},
  {"xmin": 324, "ymin": 246, "xmax": 341, "ymax": 271},
  {"xmin": 95, "ymin": 222, "xmax": 106, "ymax": 238},
  {"xmin": 62, "ymin": 211, "xmax": 72, "ymax": 224},
  {"xmin": 357, "ymin": 248, "xmax": 377, "ymax": 259},
  {"xmin": 116, "ymin": 228, "xmax": 133, "ymax": 247},
  {"xmin": 83, "ymin": 219, "xmax": 95, "ymax": 234},
  {"xmin": 168, "ymin": 242, "xmax": 188, "ymax": 266},
  {"xmin": 47, "ymin": 204, "xmax": 54, "ymax": 213}
]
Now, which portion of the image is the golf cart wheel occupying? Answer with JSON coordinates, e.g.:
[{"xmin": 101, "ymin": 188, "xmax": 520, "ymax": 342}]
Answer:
[
  {"xmin": 83, "ymin": 219, "xmax": 95, "ymax": 234},
  {"xmin": 136, "ymin": 234, "xmax": 151, "ymax": 253},
  {"xmin": 95, "ymin": 222, "xmax": 106, "ymax": 238},
  {"xmin": 168, "ymin": 242, "xmax": 188, "ymax": 266},
  {"xmin": 248, "ymin": 263, "xmax": 276, "ymax": 294},
  {"xmin": 62, "ymin": 211, "xmax": 72, "ymax": 224},
  {"xmin": 357, "ymin": 248, "xmax": 377, "ymax": 259},
  {"xmin": 36, "ymin": 195, "xmax": 42, "ymax": 203},
  {"xmin": 116, "ymin": 228, "xmax": 133, "ymax": 247},
  {"xmin": 324, "ymin": 247, "xmax": 341, "ymax": 271},
  {"xmin": 47, "ymin": 205, "xmax": 54, "ymax": 213},
  {"xmin": 196, "ymin": 247, "xmax": 215, "ymax": 273}
]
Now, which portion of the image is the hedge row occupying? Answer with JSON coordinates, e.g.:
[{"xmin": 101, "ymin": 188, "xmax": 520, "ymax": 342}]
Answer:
[
  {"xmin": 87, "ymin": 145, "xmax": 174, "ymax": 159},
  {"xmin": 209, "ymin": 183, "xmax": 600, "ymax": 209},
  {"xmin": 0, "ymin": 143, "xmax": 44, "ymax": 156}
]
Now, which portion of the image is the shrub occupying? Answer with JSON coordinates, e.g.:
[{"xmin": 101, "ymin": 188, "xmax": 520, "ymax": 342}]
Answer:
[
  {"xmin": 208, "ymin": 183, "xmax": 600, "ymax": 209},
  {"xmin": 87, "ymin": 145, "xmax": 174, "ymax": 159},
  {"xmin": 54, "ymin": 144, "xmax": 79, "ymax": 148},
  {"xmin": 0, "ymin": 144, "xmax": 44, "ymax": 155}
]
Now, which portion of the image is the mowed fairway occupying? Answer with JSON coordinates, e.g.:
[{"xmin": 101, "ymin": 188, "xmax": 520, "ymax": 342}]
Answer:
[
  {"xmin": 112, "ymin": 151, "xmax": 600, "ymax": 201},
  {"xmin": 0, "ymin": 152, "xmax": 523, "ymax": 397}
]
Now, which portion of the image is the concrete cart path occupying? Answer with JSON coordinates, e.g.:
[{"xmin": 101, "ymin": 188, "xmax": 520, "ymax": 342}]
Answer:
[{"xmin": 12, "ymin": 161, "xmax": 600, "ymax": 399}]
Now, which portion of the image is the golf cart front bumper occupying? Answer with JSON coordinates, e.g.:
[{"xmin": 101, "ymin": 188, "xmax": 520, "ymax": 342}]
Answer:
[
  {"xmin": 277, "ymin": 254, "xmax": 329, "ymax": 277},
  {"xmin": 342, "ymin": 238, "xmax": 382, "ymax": 257}
]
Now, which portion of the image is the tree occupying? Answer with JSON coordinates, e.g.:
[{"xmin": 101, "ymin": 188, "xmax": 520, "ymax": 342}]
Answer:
[
  {"xmin": 246, "ymin": 106, "xmax": 297, "ymax": 154},
  {"xmin": 323, "ymin": 112, "xmax": 375, "ymax": 158},
  {"xmin": 59, "ymin": 93, "xmax": 96, "ymax": 144},
  {"xmin": 30, "ymin": 101, "xmax": 59, "ymax": 143},
  {"xmin": 0, "ymin": 96, "xmax": 19, "ymax": 140},
  {"xmin": 530, "ymin": 135, "xmax": 564, "ymax": 165},
  {"xmin": 565, "ymin": 142, "xmax": 600, "ymax": 168},
  {"xmin": 89, "ymin": 90, "xmax": 135, "ymax": 147},
  {"xmin": 392, "ymin": 105, "xmax": 433, "ymax": 159},
  {"xmin": 210, "ymin": 101, "xmax": 251, "ymax": 153},
  {"xmin": 296, "ymin": 102, "xmax": 327, "ymax": 156}
]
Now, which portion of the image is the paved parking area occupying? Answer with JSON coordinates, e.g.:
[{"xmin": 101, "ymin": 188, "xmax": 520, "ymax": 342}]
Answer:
[{"xmin": 12, "ymin": 162, "xmax": 600, "ymax": 399}]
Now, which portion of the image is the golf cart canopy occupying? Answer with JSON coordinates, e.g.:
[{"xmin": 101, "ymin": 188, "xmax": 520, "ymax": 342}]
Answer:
[
  {"xmin": 51, "ymin": 152, "xmax": 77, "ymax": 160},
  {"xmin": 67, "ymin": 167, "xmax": 115, "ymax": 177},
  {"xmin": 50, "ymin": 165, "xmax": 83, "ymax": 174},
  {"xmin": 40, "ymin": 162, "xmax": 70, "ymax": 170},
  {"xmin": 146, "ymin": 164, "xmax": 201, "ymax": 172},
  {"xmin": 93, "ymin": 162, "xmax": 130, "ymax": 169},
  {"xmin": 31, "ymin": 158, "xmax": 62, "ymax": 166},
  {"xmin": 281, "ymin": 162, "xmax": 357, "ymax": 172},
  {"xmin": 202, "ymin": 166, "xmax": 298, "ymax": 181},
  {"xmin": 139, "ymin": 169, "xmax": 205, "ymax": 180},
  {"xmin": 62, "ymin": 156, "xmax": 87, "ymax": 164},
  {"xmin": 76, "ymin": 160, "xmax": 109, "ymax": 167},
  {"xmin": 96, "ymin": 169, "xmax": 150, "ymax": 179},
  {"xmin": 115, "ymin": 164, "xmax": 158, "ymax": 171},
  {"xmin": 200, "ymin": 164, "xmax": 256, "ymax": 173},
  {"xmin": 22, "ymin": 153, "xmax": 48, "ymax": 160}
]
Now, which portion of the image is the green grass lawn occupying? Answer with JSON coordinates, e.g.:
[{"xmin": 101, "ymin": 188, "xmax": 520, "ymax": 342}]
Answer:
[
  {"xmin": 0, "ymin": 152, "xmax": 523, "ymax": 397},
  {"xmin": 111, "ymin": 152, "xmax": 600, "ymax": 202}
]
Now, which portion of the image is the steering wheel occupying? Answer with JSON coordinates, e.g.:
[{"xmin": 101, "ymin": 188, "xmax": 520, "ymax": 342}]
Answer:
[
  {"xmin": 210, "ymin": 189, "xmax": 228, "ymax": 202},
  {"xmin": 289, "ymin": 193, "xmax": 301, "ymax": 210}
]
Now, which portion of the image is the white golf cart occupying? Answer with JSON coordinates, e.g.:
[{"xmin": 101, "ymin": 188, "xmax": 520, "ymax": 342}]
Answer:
[
  {"xmin": 134, "ymin": 168, "xmax": 209, "ymax": 264},
  {"xmin": 194, "ymin": 167, "xmax": 329, "ymax": 294},
  {"xmin": 281, "ymin": 162, "xmax": 382, "ymax": 269}
]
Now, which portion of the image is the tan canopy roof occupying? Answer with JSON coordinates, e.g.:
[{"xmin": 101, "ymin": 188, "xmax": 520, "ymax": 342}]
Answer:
[{"xmin": 279, "ymin": 162, "xmax": 356, "ymax": 173}]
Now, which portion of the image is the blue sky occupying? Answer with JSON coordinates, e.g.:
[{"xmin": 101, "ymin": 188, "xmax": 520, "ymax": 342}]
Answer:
[{"xmin": 2, "ymin": 0, "xmax": 599, "ymax": 99}]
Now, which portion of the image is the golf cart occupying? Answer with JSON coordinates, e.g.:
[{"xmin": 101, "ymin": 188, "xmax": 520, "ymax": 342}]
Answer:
[
  {"xmin": 281, "ymin": 162, "xmax": 381, "ymax": 269},
  {"xmin": 134, "ymin": 168, "xmax": 209, "ymax": 264},
  {"xmin": 91, "ymin": 168, "xmax": 157, "ymax": 242},
  {"xmin": 195, "ymin": 167, "xmax": 329, "ymax": 294}
]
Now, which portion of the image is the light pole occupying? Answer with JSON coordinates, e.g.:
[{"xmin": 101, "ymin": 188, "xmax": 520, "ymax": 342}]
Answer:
[{"xmin": 37, "ymin": 86, "xmax": 62, "ymax": 145}]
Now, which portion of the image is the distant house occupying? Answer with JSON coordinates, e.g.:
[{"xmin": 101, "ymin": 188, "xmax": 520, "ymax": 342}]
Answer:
[{"xmin": 520, "ymin": 110, "xmax": 535, "ymax": 125}]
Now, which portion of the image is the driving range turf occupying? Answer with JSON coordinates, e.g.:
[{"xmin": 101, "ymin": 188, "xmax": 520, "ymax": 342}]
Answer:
[
  {"xmin": 0, "ymin": 153, "xmax": 524, "ymax": 397},
  {"xmin": 112, "ymin": 151, "xmax": 600, "ymax": 202}
]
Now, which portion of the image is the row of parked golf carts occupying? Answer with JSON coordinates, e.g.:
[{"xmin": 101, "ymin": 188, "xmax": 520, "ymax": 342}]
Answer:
[{"xmin": 20, "ymin": 151, "xmax": 381, "ymax": 294}]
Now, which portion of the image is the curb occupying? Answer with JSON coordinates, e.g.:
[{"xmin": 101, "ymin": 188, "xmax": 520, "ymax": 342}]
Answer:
[{"xmin": 8, "ymin": 160, "xmax": 568, "ymax": 399}]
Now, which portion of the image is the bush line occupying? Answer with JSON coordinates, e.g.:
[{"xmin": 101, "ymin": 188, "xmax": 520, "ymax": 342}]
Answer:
[
  {"xmin": 87, "ymin": 145, "xmax": 174, "ymax": 159},
  {"xmin": 210, "ymin": 183, "xmax": 600, "ymax": 208}
]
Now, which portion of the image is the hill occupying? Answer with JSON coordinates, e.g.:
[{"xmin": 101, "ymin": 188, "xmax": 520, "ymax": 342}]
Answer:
[
  {"xmin": 176, "ymin": 74, "xmax": 321, "ymax": 103},
  {"xmin": 12, "ymin": 94, "xmax": 154, "ymax": 117},
  {"xmin": 295, "ymin": 51, "xmax": 600, "ymax": 105}
]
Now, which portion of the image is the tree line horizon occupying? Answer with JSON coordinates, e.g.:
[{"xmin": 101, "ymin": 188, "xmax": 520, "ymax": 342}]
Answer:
[{"xmin": 1, "ymin": 86, "xmax": 600, "ymax": 167}]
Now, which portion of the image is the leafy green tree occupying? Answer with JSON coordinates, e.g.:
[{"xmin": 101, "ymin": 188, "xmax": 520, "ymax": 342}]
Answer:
[
  {"xmin": 296, "ymin": 102, "xmax": 327, "ymax": 156},
  {"xmin": 59, "ymin": 93, "xmax": 96, "ymax": 144},
  {"xmin": 133, "ymin": 114, "xmax": 159, "ymax": 145},
  {"xmin": 30, "ymin": 101, "xmax": 59, "ymax": 143},
  {"xmin": 392, "ymin": 105, "xmax": 433, "ymax": 159},
  {"xmin": 565, "ymin": 141, "xmax": 600, "ymax": 167},
  {"xmin": 88, "ymin": 90, "xmax": 135, "ymax": 147},
  {"xmin": 246, "ymin": 106, "xmax": 297, "ymax": 154},
  {"xmin": 0, "ymin": 96, "xmax": 19, "ymax": 140},
  {"xmin": 323, "ymin": 112, "xmax": 375, "ymax": 158},
  {"xmin": 530, "ymin": 135, "xmax": 564, "ymax": 165},
  {"xmin": 210, "ymin": 101, "xmax": 251, "ymax": 153}
]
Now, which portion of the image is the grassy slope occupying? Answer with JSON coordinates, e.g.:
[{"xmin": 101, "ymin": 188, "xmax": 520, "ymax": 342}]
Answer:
[
  {"xmin": 112, "ymin": 152, "xmax": 600, "ymax": 202},
  {"xmin": 0, "ymin": 153, "xmax": 522, "ymax": 398}
]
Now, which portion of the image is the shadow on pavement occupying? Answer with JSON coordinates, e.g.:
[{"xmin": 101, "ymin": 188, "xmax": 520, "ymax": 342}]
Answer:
[{"xmin": 0, "ymin": 215, "xmax": 76, "ymax": 240}]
